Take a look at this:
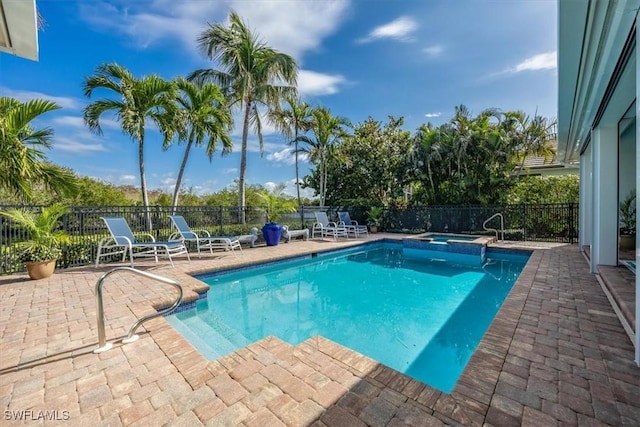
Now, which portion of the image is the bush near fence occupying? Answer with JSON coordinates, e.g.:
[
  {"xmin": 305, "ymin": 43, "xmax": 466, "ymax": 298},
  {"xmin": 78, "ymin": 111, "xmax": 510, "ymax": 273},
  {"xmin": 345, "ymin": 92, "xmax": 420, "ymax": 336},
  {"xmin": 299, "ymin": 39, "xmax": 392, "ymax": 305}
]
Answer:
[{"xmin": 0, "ymin": 203, "xmax": 578, "ymax": 275}]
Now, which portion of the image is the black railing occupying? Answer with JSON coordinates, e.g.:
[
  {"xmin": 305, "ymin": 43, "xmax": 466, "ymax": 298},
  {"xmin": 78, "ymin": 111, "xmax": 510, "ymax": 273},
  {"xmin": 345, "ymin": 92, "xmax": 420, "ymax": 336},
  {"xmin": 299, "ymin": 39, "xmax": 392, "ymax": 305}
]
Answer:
[
  {"xmin": 381, "ymin": 203, "xmax": 578, "ymax": 242},
  {"xmin": 0, "ymin": 203, "xmax": 578, "ymax": 275}
]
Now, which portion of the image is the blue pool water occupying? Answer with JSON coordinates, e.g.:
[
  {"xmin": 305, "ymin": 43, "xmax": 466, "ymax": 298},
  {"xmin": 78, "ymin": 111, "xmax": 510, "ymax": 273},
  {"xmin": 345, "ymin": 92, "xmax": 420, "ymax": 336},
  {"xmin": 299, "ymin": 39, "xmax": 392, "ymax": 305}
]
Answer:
[{"xmin": 167, "ymin": 242, "xmax": 529, "ymax": 392}]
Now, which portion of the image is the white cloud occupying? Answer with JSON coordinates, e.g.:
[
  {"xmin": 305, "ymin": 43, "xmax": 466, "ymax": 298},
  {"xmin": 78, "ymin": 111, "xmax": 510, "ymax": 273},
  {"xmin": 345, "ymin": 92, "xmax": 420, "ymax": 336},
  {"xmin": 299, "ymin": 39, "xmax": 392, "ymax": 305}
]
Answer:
[
  {"xmin": 118, "ymin": 174, "xmax": 137, "ymax": 183},
  {"xmin": 222, "ymin": 167, "xmax": 238, "ymax": 175},
  {"xmin": 54, "ymin": 136, "xmax": 108, "ymax": 153},
  {"xmin": 425, "ymin": 112, "xmax": 441, "ymax": 118},
  {"xmin": 78, "ymin": 0, "xmax": 350, "ymax": 61},
  {"xmin": 51, "ymin": 115, "xmax": 121, "ymax": 130},
  {"xmin": 161, "ymin": 177, "xmax": 176, "ymax": 186},
  {"xmin": 231, "ymin": 0, "xmax": 350, "ymax": 60},
  {"xmin": 1, "ymin": 87, "xmax": 83, "ymax": 110},
  {"xmin": 357, "ymin": 16, "xmax": 418, "ymax": 44},
  {"xmin": 423, "ymin": 45, "xmax": 443, "ymax": 57},
  {"xmin": 266, "ymin": 147, "xmax": 296, "ymax": 165},
  {"xmin": 510, "ymin": 51, "xmax": 557, "ymax": 73},
  {"xmin": 298, "ymin": 69, "xmax": 347, "ymax": 96}
]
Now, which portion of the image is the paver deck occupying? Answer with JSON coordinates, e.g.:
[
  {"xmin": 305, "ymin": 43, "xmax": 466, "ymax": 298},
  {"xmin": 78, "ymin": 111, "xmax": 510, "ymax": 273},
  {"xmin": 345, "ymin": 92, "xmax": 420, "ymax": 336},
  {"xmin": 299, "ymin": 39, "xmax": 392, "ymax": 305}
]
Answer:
[{"xmin": 1, "ymin": 235, "xmax": 639, "ymax": 426}]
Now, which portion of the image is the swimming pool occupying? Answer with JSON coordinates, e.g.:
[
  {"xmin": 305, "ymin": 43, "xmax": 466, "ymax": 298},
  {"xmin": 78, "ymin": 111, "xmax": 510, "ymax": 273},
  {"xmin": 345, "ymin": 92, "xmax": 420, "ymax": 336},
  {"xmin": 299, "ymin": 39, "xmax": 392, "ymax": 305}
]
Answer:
[{"xmin": 167, "ymin": 241, "xmax": 530, "ymax": 392}]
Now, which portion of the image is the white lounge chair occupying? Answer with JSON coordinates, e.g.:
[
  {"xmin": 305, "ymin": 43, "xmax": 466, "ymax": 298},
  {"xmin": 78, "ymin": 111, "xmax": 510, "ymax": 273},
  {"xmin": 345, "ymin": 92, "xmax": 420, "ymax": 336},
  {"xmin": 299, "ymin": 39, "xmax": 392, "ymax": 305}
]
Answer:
[
  {"xmin": 95, "ymin": 217, "xmax": 190, "ymax": 268},
  {"xmin": 168, "ymin": 215, "xmax": 242, "ymax": 257},
  {"xmin": 312, "ymin": 212, "xmax": 349, "ymax": 240},
  {"xmin": 338, "ymin": 211, "xmax": 369, "ymax": 238}
]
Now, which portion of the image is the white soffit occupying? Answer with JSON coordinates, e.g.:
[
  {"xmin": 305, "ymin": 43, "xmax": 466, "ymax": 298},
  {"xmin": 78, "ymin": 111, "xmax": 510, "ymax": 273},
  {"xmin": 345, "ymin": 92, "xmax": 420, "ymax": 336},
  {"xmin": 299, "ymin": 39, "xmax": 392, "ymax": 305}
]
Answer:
[
  {"xmin": 0, "ymin": 0, "xmax": 38, "ymax": 61},
  {"xmin": 557, "ymin": 0, "xmax": 639, "ymax": 163}
]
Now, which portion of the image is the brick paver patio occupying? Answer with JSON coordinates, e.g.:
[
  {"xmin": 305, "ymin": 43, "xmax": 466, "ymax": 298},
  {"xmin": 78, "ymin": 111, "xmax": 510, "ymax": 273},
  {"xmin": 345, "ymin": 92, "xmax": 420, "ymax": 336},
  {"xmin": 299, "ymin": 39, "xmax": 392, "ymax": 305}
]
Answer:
[{"xmin": 1, "ymin": 235, "xmax": 638, "ymax": 426}]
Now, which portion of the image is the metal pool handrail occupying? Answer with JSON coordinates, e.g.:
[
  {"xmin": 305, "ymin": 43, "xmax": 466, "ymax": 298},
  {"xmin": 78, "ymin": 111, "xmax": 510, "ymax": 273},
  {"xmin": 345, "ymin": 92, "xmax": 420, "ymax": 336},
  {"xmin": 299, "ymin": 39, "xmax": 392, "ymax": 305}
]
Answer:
[
  {"xmin": 483, "ymin": 213, "xmax": 504, "ymax": 242},
  {"xmin": 94, "ymin": 266, "xmax": 183, "ymax": 353}
]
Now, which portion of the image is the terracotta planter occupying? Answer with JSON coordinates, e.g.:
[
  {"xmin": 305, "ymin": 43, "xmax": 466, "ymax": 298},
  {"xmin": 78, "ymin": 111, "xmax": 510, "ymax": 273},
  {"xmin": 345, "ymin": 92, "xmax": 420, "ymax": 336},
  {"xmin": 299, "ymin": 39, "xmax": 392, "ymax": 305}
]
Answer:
[
  {"xmin": 25, "ymin": 260, "xmax": 57, "ymax": 280},
  {"xmin": 369, "ymin": 225, "xmax": 378, "ymax": 234},
  {"xmin": 619, "ymin": 234, "xmax": 635, "ymax": 251}
]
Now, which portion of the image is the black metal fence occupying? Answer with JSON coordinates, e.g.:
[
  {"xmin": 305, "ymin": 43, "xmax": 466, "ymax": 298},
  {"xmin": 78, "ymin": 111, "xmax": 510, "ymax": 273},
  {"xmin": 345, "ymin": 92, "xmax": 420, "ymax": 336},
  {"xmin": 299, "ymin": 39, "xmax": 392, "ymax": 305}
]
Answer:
[
  {"xmin": 381, "ymin": 203, "xmax": 578, "ymax": 242},
  {"xmin": 0, "ymin": 203, "xmax": 577, "ymax": 275}
]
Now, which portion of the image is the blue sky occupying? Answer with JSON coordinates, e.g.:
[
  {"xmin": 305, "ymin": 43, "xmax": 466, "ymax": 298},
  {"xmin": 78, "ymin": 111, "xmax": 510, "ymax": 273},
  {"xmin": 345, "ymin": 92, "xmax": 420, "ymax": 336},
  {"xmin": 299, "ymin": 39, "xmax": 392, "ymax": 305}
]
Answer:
[{"xmin": 1, "ymin": 0, "xmax": 558, "ymax": 199}]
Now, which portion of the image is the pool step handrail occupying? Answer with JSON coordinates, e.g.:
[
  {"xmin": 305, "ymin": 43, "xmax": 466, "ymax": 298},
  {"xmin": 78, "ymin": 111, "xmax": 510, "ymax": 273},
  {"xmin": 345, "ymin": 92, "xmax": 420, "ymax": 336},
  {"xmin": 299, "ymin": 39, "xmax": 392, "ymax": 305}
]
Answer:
[
  {"xmin": 483, "ymin": 213, "xmax": 504, "ymax": 242},
  {"xmin": 94, "ymin": 266, "xmax": 183, "ymax": 353}
]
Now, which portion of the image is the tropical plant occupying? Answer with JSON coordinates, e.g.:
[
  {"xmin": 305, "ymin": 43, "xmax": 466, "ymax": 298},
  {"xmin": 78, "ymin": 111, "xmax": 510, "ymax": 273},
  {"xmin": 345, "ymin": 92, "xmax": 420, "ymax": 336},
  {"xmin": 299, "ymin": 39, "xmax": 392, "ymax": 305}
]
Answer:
[
  {"xmin": 268, "ymin": 95, "xmax": 312, "ymax": 208},
  {"xmin": 256, "ymin": 183, "xmax": 297, "ymax": 223},
  {"xmin": 506, "ymin": 176, "xmax": 579, "ymax": 204},
  {"xmin": 620, "ymin": 190, "xmax": 636, "ymax": 236},
  {"xmin": 167, "ymin": 78, "xmax": 233, "ymax": 211},
  {"xmin": 189, "ymin": 11, "xmax": 298, "ymax": 222},
  {"xmin": 302, "ymin": 106, "xmax": 350, "ymax": 207},
  {"xmin": 83, "ymin": 63, "xmax": 178, "ymax": 231},
  {"xmin": 367, "ymin": 206, "xmax": 384, "ymax": 227},
  {"xmin": 506, "ymin": 110, "xmax": 557, "ymax": 177},
  {"xmin": 0, "ymin": 203, "xmax": 71, "ymax": 262},
  {"xmin": 0, "ymin": 97, "xmax": 78, "ymax": 202}
]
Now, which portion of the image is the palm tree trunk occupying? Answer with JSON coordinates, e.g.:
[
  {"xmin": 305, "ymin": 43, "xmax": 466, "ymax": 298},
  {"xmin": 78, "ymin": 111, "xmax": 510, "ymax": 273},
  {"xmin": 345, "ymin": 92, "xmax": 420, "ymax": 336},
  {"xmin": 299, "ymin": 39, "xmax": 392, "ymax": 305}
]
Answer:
[
  {"xmin": 294, "ymin": 133, "xmax": 301, "ymax": 207},
  {"xmin": 238, "ymin": 102, "xmax": 252, "ymax": 224},
  {"xmin": 172, "ymin": 139, "xmax": 194, "ymax": 214},
  {"xmin": 319, "ymin": 153, "xmax": 325, "ymax": 207},
  {"xmin": 294, "ymin": 136, "xmax": 303, "ymax": 226},
  {"xmin": 427, "ymin": 161, "xmax": 435, "ymax": 202},
  {"xmin": 138, "ymin": 135, "xmax": 152, "ymax": 231}
]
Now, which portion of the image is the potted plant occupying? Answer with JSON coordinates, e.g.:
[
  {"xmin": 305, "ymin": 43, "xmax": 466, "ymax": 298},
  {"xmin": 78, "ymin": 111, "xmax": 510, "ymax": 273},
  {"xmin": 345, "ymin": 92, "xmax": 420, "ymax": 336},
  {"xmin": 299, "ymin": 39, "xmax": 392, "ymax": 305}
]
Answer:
[
  {"xmin": 257, "ymin": 186, "xmax": 297, "ymax": 246},
  {"xmin": 619, "ymin": 190, "xmax": 636, "ymax": 251},
  {"xmin": 0, "ymin": 204, "xmax": 71, "ymax": 279},
  {"xmin": 367, "ymin": 206, "xmax": 384, "ymax": 233}
]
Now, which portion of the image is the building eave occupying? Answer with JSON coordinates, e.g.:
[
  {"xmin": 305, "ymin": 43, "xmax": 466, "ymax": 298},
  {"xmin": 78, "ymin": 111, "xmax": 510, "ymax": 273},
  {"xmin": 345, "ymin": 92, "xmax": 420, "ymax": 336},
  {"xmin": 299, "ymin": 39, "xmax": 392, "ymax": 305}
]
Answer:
[
  {"xmin": 0, "ymin": 0, "xmax": 38, "ymax": 61},
  {"xmin": 557, "ymin": 0, "xmax": 639, "ymax": 163}
]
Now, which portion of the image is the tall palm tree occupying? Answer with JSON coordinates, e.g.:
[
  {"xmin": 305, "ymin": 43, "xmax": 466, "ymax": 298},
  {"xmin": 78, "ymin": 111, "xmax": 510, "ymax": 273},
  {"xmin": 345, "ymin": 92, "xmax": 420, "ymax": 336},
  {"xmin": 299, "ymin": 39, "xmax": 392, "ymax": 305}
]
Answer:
[
  {"xmin": 0, "ymin": 97, "xmax": 78, "ymax": 201},
  {"xmin": 268, "ymin": 95, "xmax": 312, "ymax": 208},
  {"xmin": 302, "ymin": 107, "xmax": 350, "ymax": 207},
  {"xmin": 189, "ymin": 11, "xmax": 298, "ymax": 223},
  {"xmin": 167, "ymin": 78, "xmax": 233, "ymax": 212},
  {"xmin": 83, "ymin": 63, "xmax": 177, "ymax": 231}
]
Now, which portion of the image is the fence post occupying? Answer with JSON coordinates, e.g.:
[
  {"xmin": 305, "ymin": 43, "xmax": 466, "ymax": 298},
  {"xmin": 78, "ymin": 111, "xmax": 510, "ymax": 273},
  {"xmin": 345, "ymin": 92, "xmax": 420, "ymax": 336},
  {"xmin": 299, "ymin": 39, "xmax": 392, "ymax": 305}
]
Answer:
[
  {"xmin": 300, "ymin": 206, "xmax": 305, "ymax": 229},
  {"xmin": 219, "ymin": 206, "xmax": 224, "ymax": 235},
  {"xmin": 154, "ymin": 205, "xmax": 161, "ymax": 239},
  {"xmin": 523, "ymin": 204, "xmax": 528, "ymax": 241},
  {"xmin": 569, "ymin": 202, "xmax": 575, "ymax": 244}
]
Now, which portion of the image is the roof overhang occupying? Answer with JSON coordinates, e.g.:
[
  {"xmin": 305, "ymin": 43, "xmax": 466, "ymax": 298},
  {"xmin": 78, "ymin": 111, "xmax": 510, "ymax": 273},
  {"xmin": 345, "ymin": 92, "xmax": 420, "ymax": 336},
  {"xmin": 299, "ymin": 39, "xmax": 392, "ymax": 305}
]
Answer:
[
  {"xmin": 557, "ymin": 0, "xmax": 639, "ymax": 163},
  {"xmin": 0, "ymin": 0, "xmax": 38, "ymax": 61}
]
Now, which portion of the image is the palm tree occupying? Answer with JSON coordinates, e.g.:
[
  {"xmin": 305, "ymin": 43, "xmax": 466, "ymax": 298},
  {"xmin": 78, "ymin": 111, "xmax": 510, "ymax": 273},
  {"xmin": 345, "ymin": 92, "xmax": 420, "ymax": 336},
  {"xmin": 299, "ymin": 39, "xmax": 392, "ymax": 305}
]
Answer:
[
  {"xmin": 167, "ymin": 78, "xmax": 233, "ymax": 212},
  {"xmin": 268, "ymin": 95, "xmax": 312, "ymax": 208},
  {"xmin": 189, "ymin": 11, "xmax": 298, "ymax": 223},
  {"xmin": 410, "ymin": 124, "xmax": 442, "ymax": 203},
  {"xmin": 83, "ymin": 63, "xmax": 177, "ymax": 231},
  {"xmin": 516, "ymin": 113, "xmax": 558, "ymax": 177},
  {"xmin": 303, "ymin": 107, "xmax": 350, "ymax": 207},
  {"xmin": 0, "ymin": 97, "xmax": 78, "ymax": 201}
]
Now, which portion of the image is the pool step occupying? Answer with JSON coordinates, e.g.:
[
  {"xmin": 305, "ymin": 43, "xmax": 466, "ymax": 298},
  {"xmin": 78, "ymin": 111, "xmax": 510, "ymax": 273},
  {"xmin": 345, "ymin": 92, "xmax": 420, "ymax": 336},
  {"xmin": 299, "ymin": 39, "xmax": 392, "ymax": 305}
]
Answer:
[{"xmin": 167, "ymin": 312, "xmax": 251, "ymax": 360}]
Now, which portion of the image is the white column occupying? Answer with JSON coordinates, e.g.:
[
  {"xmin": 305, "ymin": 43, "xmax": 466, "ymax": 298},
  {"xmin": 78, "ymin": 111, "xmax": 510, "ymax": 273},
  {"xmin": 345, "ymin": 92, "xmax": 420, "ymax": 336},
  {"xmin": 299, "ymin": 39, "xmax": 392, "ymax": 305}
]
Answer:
[
  {"xmin": 591, "ymin": 125, "xmax": 618, "ymax": 273},
  {"xmin": 579, "ymin": 146, "xmax": 593, "ymax": 250}
]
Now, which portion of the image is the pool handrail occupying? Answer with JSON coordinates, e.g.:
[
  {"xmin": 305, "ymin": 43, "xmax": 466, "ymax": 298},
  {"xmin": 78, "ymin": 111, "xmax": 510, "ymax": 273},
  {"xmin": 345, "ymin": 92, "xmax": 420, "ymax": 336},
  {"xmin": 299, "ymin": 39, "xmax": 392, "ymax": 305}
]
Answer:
[
  {"xmin": 483, "ymin": 213, "xmax": 504, "ymax": 242},
  {"xmin": 94, "ymin": 266, "xmax": 183, "ymax": 353}
]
